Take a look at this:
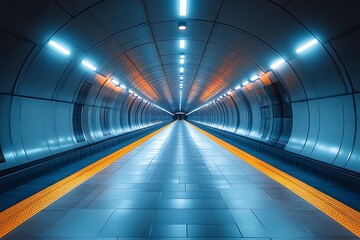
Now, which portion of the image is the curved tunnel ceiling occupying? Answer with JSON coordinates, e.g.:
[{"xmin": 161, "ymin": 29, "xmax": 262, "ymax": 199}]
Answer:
[{"xmin": 2, "ymin": 0, "xmax": 359, "ymax": 114}]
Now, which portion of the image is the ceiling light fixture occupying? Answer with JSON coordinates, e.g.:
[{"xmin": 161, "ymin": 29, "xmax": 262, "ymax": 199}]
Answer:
[
  {"xmin": 48, "ymin": 40, "xmax": 70, "ymax": 55},
  {"xmin": 178, "ymin": 22, "xmax": 187, "ymax": 30},
  {"xmin": 270, "ymin": 58, "xmax": 285, "ymax": 69},
  {"xmin": 250, "ymin": 75, "xmax": 259, "ymax": 81},
  {"xmin": 180, "ymin": 67, "xmax": 184, "ymax": 73},
  {"xmin": 81, "ymin": 60, "xmax": 97, "ymax": 71},
  {"xmin": 180, "ymin": 0, "xmax": 187, "ymax": 16},
  {"xmin": 180, "ymin": 39, "xmax": 185, "ymax": 49},
  {"xmin": 120, "ymin": 84, "xmax": 126, "ymax": 90},
  {"xmin": 111, "ymin": 79, "xmax": 120, "ymax": 86},
  {"xmin": 235, "ymin": 85, "xmax": 241, "ymax": 90},
  {"xmin": 180, "ymin": 58, "xmax": 185, "ymax": 64},
  {"xmin": 242, "ymin": 80, "xmax": 250, "ymax": 86},
  {"xmin": 296, "ymin": 38, "xmax": 319, "ymax": 53}
]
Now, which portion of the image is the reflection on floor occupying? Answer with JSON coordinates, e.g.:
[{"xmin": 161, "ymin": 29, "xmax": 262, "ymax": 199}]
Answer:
[{"xmin": 2, "ymin": 121, "xmax": 357, "ymax": 239}]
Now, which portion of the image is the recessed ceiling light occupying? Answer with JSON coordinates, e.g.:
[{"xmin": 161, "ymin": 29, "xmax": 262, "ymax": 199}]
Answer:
[
  {"xmin": 180, "ymin": 58, "xmax": 185, "ymax": 64},
  {"xmin": 180, "ymin": 54, "xmax": 185, "ymax": 59},
  {"xmin": 178, "ymin": 22, "xmax": 187, "ymax": 30},
  {"xmin": 180, "ymin": 67, "xmax": 184, "ymax": 73}
]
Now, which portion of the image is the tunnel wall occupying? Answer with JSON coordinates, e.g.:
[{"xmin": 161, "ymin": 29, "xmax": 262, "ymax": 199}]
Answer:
[
  {"xmin": 189, "ymin": 70, "xmax": 360, "ymax": 174},
  {"xmin": 0, "ymin": 75, "xmax": 170, "ymax": 171},
  {"xmin": 0, "ymin": 91, "xmax": 170, "ymax": 171}
]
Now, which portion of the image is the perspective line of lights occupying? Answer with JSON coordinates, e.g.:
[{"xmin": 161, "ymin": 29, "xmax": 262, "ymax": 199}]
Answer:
[
  {"xmin": 47, "ymin": 39, "xmax": 173, "ymax": 116},
  {"xmin": 187, "ymin": 37, "xmax": 320, "ymax": 115},
  {"xmin": 178, "ymin": 0, "xmax": 188, "ymax": 111}
]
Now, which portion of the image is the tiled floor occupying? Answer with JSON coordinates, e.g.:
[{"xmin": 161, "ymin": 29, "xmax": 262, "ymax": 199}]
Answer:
[{"xmin": 3, "ymin": 121, "xmax": 358, "ymax": 239}]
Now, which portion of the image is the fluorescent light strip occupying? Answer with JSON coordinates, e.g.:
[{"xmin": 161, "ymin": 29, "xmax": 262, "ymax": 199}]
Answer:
[
  {"xmin": 180, "ymin": 0, "xmax": 187, "ymax": 16},
  {"xmin": 81, "ymin": 60, "xmax": 97, "ymax": 71},
  {"xmin": 242, "ymin": 80, "xmax": 250, "ymax": 86},
  {"xmin": 235, "ymin": 85, "xmax": 241, "ymax": 90},
  {"xmin": 250, "ymin": 75, "xmax": 259, "ymax": 81},
  {"xmin": 296, "ymin": 38, "xmax": 319, "ymax": 53},
  {"xmin": 180, "ymin": 67, "xmax": 184, "ymax": 73},
  {"xmin": 111, "ymin": 79, "xmax": 120, "ymax": 86},
  {"xmin": 270, "ymin": 58, "xmax": 285, "ymax": 69},
  {"xmin": 120, "ymin": 84, "xmax": 126, "ymax": 90},
  {"xmin": 48, "ymin": 40, "xmax": 70, "ymax": 55},
  {"xmin": 180, "ymin": 58, "xmax": 185, "ymax": 64},
  {"xmin": 180, "ymin": 40, "xmax": 185, "ymax": 49}
]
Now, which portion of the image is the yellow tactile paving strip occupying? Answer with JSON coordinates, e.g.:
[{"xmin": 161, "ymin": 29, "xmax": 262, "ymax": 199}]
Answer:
[
  {"xmin": 0, "ymin": 122, "xmax": 173, "ymax": 238},
  {"xmin": 187, "ymin": 122, "xmax": 360, "ymax": 237}
]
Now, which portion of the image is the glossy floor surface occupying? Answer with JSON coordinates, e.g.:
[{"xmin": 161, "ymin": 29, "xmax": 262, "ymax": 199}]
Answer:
[{"xmin": 3, "ymin": 121, "xmax": 357, "ymax": 239}]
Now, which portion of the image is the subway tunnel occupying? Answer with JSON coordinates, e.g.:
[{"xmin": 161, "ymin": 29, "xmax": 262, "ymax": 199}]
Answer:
[{"xmin": 1, "ymin": 0, "xmax": 360, "ymax": 238}]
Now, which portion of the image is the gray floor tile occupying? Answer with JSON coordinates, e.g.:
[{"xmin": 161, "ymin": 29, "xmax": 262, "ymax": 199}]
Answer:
[
  {"xmin": 188, "ymin": 224, "xmax": 242, "ymax": 238},
  {"xmin": 154, "ymin": 210, "xmax": 235, "ymax": 224},
  {"xmin": 230, "ymin": 209, "xmax": 269, "ymax": 237},
  {"xmin": 86, "ymin": 199, "xmax": 140, "ymax": 209},
  {"xmin": 150, "ymin": 224, "xmax": 187, "ymax": 238},
  {"xmin": 252, "ymin": 209, "xmax": 313, "ymax": 237},
  {"xmin": 43, "ymin": 209, "xmax": 114, "ymax": 237},
  {"xmin": 97, "ymin": 209, "xmax": 155, "ymax": 237}
]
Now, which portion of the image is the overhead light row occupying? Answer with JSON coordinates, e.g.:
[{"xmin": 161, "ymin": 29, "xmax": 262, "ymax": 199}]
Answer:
[
  {"xmin": 188, "ymin": 37, "xmax": 320, "ymax": 115},
  {"xmin": 178, "ymin": 0, "xmax": 188, "ymax": 112},
  {"xmin": 47, "ymin": 39, "xmax": 173, "ymax": 115},
  {"xmin": 270, "ymin": 38, "xmax": 319, "ymax": 70}
]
